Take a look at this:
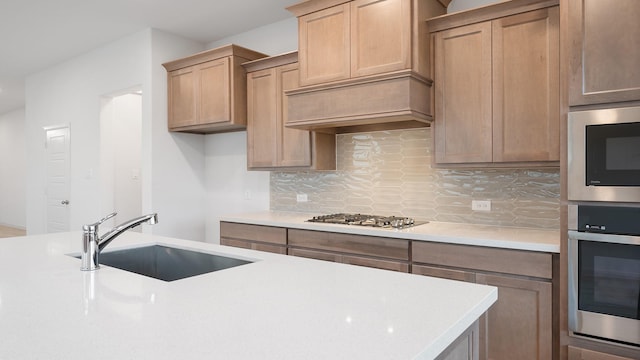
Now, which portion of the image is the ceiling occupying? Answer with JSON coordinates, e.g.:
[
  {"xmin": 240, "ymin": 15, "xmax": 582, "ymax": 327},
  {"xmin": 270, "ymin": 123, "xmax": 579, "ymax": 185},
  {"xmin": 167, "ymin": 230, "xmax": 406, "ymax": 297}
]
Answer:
[{"xmin": 0, "ymin": 0, "xmax": 297, "ymax": 115}]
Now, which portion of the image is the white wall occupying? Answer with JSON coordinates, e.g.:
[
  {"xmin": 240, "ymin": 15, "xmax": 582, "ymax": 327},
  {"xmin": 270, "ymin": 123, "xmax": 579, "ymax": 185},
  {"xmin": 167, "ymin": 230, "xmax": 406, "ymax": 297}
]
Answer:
[
  {"xmin": 204, "ymin": 17, "xmax": 298, "ymax": 243},
  {"xmin": 149, "ymin": 30, "xmax": 207, "ymax": 241},
  {"xmin": 0, "ymin": 108, "xmax": 26, "ymax": 228},
  {"xmin": 25, "ymin": 29, "xmax": 207, "ymax": 240},
  {"xmin": 100, "ymin": 92, "xmax": 142, "ymax": 229}
]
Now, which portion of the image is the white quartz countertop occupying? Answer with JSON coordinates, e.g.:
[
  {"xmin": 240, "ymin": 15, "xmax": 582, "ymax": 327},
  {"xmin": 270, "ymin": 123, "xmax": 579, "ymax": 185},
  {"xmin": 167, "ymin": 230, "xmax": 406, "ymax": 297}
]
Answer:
[
  {"xmin": 0, "ymin": 231, "xmax": 496, "ymax": 360},
  {"xmin": 220, "ymin": 211, "xmax": 560, "ymax": 253}
]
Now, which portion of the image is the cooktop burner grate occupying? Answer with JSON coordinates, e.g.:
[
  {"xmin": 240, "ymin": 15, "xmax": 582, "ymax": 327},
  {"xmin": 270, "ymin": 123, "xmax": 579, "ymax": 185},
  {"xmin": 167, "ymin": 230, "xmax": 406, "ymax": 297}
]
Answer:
[{"xmin": 307, "ymin": 213, "xmax": 426, "ymax": 229}]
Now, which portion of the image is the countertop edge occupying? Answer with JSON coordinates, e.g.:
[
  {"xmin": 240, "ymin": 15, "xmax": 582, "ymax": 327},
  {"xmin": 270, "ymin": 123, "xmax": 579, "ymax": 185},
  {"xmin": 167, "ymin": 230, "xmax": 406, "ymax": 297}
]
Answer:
[{"xmin": 219, "ymin": 211, "xmax": 561, "ymax": 253}]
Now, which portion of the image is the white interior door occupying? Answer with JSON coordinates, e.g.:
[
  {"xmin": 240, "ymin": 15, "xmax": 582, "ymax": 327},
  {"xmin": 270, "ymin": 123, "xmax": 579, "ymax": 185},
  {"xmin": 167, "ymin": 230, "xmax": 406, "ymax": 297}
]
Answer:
[{"xmin": 45, "ymin": 126, "xmax": 70, "ymax": 232}]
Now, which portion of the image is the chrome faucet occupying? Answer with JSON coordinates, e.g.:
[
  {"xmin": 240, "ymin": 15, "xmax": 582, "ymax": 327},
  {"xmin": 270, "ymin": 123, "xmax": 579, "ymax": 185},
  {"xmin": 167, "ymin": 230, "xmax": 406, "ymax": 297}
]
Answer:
[{"xmin": 81, "ymin": 212, "xmax": 158, "ymax": 271}]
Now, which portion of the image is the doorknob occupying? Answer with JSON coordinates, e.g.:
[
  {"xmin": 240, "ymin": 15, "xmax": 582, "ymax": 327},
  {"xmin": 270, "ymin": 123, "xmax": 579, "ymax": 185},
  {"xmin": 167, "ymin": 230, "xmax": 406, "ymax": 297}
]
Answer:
[{"xmin": 61, "ymin": 200, "xmax": 69, "ymax": 205}]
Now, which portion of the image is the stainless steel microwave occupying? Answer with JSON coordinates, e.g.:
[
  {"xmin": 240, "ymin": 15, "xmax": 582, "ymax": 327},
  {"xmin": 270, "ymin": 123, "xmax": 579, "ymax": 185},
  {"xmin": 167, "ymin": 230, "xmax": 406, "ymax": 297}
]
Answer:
[{"xmin": 568, "ymin": 106, "xmax": 640, "ymax": 202}]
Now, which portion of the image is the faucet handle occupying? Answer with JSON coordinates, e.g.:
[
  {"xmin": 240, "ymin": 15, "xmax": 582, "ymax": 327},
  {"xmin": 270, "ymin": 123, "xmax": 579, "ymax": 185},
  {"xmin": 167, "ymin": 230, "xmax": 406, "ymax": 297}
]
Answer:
[
  {"xmin": 98, "ymin": 212, "xmax": 117, "ymax": 225},
  {"xmin": 82, "ymin": 212, "xmax": 117, "ymax": 232}
]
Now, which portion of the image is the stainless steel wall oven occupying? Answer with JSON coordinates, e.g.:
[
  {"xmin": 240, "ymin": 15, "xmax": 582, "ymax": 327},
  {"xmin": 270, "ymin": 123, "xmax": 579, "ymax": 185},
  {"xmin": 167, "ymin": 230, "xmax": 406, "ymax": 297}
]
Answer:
[{"xmin": 568, "ymin": 205, "xmax": 640, "ymax": 346}]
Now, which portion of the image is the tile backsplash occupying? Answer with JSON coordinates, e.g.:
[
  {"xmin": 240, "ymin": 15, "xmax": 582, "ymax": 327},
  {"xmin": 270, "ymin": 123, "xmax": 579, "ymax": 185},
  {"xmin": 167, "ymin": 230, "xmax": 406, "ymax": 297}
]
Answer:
[{"xmin": 271, "ymin": 128, "xmax": 560, "ymax": 229}]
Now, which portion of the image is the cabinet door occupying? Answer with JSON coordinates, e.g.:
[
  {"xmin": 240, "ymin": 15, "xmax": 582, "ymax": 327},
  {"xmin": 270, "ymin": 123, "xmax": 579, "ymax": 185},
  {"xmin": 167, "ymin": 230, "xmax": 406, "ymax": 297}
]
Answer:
[
  {"xmin": 278, "ymin": 63, "xmax": 312, "ymax": 167},
  {"xmin": 298, "ymin": 4, "xmax": 351, "ymax": 86},
  {"xmin": 350, "ymin": 0, "xmax": 411, "ymax": 77},
  {"xmin": 476, "ymin": 273, "xmax": 552, "ymax": 360},
  {"xmin": 198, "ymin": 57, "xmax": 231, "ymax": 125},
  {"xmin": 168, "ymin": 67, "xmax": 197, "ymax": 129},
  {"xmin": 569, "ymin": 0, "xmax": 640, "ymax": 105},
  {"xmin": 247, "ymin": 68, "xmax": 278, "ymax": 168},
  {"xmin": 492, "ymin": 7, "xmax": 559, "ymax": 162},
  {"xmin": 434, "ymin": 21, "xmax": 492, "ymax": 164}
]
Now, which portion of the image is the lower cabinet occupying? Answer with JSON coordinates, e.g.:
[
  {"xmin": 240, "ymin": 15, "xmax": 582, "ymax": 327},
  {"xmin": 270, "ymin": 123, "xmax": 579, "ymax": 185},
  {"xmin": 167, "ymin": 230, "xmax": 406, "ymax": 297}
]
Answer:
[
  {"xmin": 287, "ymin": 229, "xmax": 410, "ymax": 272},
  {"xmin": 219, "ymin": 221, "xmax": 557, "ymax": 360},
  {"xmin": 412, "ymin": 241, "xmax": 555, "ymax": 360},
  {"xmin": 437, "ymin": 320, "xmax": 480, "ymax": 360},
  {"xmin": 220, "ymin": 222, "xmax": 287, "ymax": 255},
  {"xmin": 476, "ymin": 273, "xmax": 552, "ymax": 360}
]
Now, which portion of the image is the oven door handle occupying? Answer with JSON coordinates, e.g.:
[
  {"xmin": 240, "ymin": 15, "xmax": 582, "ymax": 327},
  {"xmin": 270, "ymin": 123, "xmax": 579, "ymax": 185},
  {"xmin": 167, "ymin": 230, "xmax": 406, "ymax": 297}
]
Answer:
[{"xmin": 568, "ymin": 230, "xmax": 640, "ymax": 246}]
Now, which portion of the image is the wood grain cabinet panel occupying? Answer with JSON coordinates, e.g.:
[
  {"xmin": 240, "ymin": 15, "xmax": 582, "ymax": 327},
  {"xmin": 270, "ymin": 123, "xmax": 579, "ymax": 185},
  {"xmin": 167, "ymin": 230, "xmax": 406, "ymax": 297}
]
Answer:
[
  {"xmin": 244, "ymin": 53, "xmax": 336, "ymax": 170},
  {"xmin": 568, "ymin": 346, "xmax": 637, "ymax": 360},
  {"xmin": 492, "ymin": 7, "xmax": 559, "ymax": 163},
  {"xmin": 568, "ymin": 0, "xmax": 640, "ymax": 105},
  {"xmin": 433, "ymin": 21, "xmax": 493, "ymax": 164},
  {"xmin": 412, "ymin": 241, "xmax": 553, "ymax": 279},
  {"xmin": 298, "ymin": 4, "xmax": 351, "ymax": 86},
  {"xmin": 288, "ymin": 228, "xmax": 410, "ymax": 272},
  {"xmin": 430, "ymin": 2, "xmax": 560, "ymax": 166},
  {"xmin": 219, "ymin": 221, "xmax": 287, "ymax": 255},
  {"xmin": 350, "ymin": 0, "xmax": 411, "ymax": 77},
  {"xmin": 476, "ymin": 273, "xmax": 552, "ymax": 360},
  {"xmin": 291, "ymin": 0, "xmax": 446, "ymax": 85},
  {"xmin": 247, "ymin": 67, "xmax": 278, "ymax": 168},
  {"xmin": 289, "ymin": 248, "xmax": 409, "ymax": 272},
  {"xmin": 285, "ymin": 0, "xmax": 446, "ymax": 133},
  {"xmin": 163, "ymin": 44, "xmax": 267, "ymax": 134},
  {"xmin": 411, "ymin": 241, "xmax": 555, "ymax": 360},
  {"xmin": 288, "ymin": 228, "xmax": 409, "ymax": 260},
  {"xmin": 167, "ymin": 67, "xmax": 197, "ymax": 128}
]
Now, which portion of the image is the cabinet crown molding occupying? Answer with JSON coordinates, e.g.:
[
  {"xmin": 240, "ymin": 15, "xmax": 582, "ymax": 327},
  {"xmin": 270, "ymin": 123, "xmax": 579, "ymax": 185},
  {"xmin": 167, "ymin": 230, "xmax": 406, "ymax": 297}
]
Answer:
[
  {"xmin": 242, "ymin": 51, "xmax": 299, "ymax": 73},
  {"xmin": 287, "ymin": 0, "xmax": 351, "ymax": 17},
  {"xmin": 427, "ymin": 0, "xmax": 558, "ymax": 32},
  {"xmin": 162, "ymin": 44, "xmax": 267, "ymax": 72}
]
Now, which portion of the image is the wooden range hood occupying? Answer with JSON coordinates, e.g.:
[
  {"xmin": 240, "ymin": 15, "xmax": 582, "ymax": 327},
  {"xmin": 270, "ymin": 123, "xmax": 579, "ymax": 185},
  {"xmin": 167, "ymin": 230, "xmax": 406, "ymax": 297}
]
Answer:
[
  {"xmin": 284, "ymin": 0, "xmax": 448, "ymax": 134},
  {"xmin": 285, "ymin": 69, "xmax": 432, "ymax": 134}
]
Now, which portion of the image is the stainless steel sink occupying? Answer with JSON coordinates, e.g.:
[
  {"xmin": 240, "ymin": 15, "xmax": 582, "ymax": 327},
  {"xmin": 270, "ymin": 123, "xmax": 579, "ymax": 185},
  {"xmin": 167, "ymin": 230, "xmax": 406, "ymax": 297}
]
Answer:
[{"xmin": 74, "ymin": 245, "xmax": 253, "ymax": 281}]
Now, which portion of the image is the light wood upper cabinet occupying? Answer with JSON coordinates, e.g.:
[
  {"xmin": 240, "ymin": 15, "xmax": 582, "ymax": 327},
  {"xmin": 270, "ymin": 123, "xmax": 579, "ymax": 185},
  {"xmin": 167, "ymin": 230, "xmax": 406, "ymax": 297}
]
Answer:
[
  {"xmin": 298, "ymin": 4, "xmax": 351, "ymax": 86},
  {"xmin": 568, "ymin": 0, "xmax": 640, "ymax": 106},
  {"xmin": 244, "ymin": 52, "xmax": 336, "ymax": 170},
  {"xmin": 350, "ymin": 0, "xmax": 411, "ymax": 77},
  {"xmin": 433, "ymin": 21, "xmax": 493, "ymax": 164},
  {"xmin": 492, "ymin": 8, "xmax": 559, "ymax": 163},
  {"xmin": 290, "ymin": 0, "xmax": 445, "ymax": 86},
  {"xmin": 163, "ymin": 45, "xmax": 267, "ymax": 134},
  {"xmin": 430, "ymin": 1, "xmax": 560, "ymax": 166}
]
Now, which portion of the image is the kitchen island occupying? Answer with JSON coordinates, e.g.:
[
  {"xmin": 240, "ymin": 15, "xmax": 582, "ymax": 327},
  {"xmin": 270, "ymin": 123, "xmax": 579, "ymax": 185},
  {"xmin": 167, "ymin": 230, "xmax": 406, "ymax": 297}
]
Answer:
[{"xmin": 0, "ymin": 231, "xmax": 496, "ymax": 360}]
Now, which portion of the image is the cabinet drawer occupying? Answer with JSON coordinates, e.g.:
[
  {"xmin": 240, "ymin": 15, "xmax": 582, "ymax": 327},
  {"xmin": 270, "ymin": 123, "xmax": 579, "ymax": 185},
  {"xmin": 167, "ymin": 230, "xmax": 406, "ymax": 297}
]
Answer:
[
  {"xmin": 412, "ymin": 241, "xmax": 552, "ymax": 279},
  {"xmin": 220, "ymin": 222, "xmax": 286, "ymax": 245},
  {"xmin": 288, "ymin": 228, "xmax": 409, "ymax": 260},
  {"xmin": 412, "ymin": 264, "xmax": 476, "ymax": 282},
  {"xmin": 568, "ymin": 346, "xmax": 637, "ymax": 360},
  {"xmin": 221, "ymin": 237, "xmax": 287, "ymax": 255},
  {"xmin": 289, "ymin": 248, "xmax": 409, "ymax": 272}
]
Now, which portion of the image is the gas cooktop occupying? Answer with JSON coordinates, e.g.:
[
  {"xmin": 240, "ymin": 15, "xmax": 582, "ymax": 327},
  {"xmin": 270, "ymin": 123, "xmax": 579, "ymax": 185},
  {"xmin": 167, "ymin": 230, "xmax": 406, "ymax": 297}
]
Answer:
[{"xmin": 307, "ymin": 213, "xmax": 427, "ymax": 229}]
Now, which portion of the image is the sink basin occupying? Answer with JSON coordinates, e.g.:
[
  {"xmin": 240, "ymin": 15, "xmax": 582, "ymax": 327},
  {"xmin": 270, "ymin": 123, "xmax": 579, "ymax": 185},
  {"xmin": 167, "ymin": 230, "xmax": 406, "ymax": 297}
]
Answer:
[{"xmin": 78, "ymin": 245, "xmax": 253, "ymax": 282}]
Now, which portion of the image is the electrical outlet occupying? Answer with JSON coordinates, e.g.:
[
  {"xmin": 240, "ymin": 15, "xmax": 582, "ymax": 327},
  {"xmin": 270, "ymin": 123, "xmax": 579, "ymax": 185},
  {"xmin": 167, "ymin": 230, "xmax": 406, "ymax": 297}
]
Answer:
[
  {"xmin": 472, "ymin": 200, "xmax": 491, "ymax": 211},
  {"xmin": 243, "ymin": 190, "xmax": 251, "ymax": 200},
  {"xmin": 296, "ymin": 193, "xmax": 308, "ymax": 203}
]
